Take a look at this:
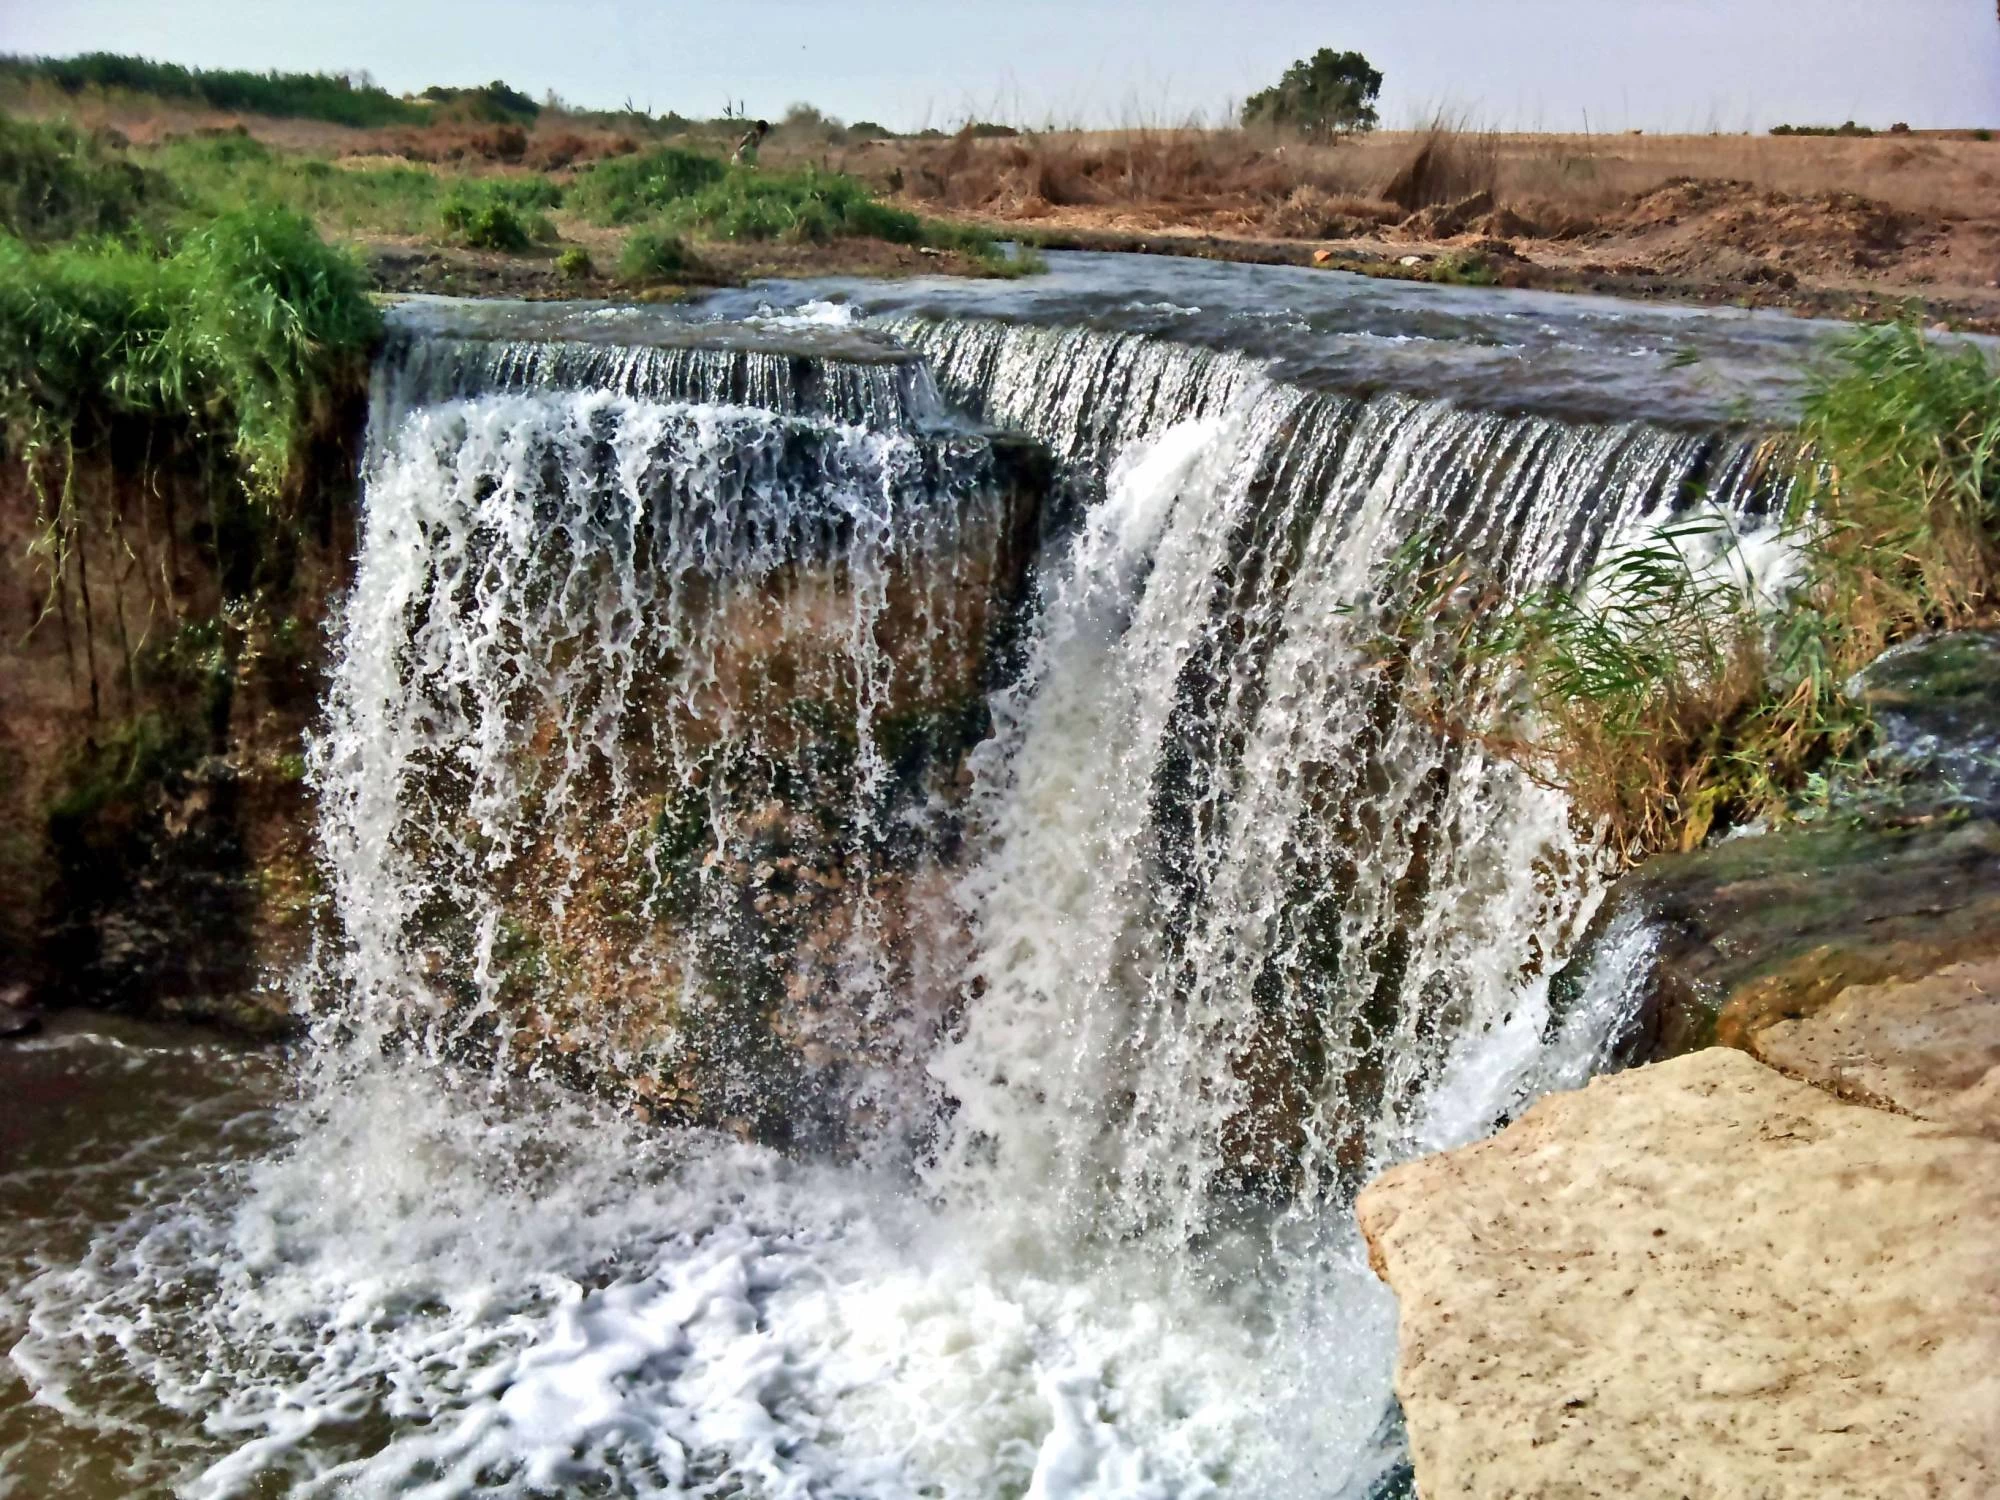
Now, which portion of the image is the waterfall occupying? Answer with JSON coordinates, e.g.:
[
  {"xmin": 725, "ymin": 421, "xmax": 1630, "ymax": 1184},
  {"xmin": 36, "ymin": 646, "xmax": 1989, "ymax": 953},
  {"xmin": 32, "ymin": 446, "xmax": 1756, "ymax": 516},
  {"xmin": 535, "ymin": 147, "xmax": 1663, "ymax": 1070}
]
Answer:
[
  {"xmin": 4, "ymin": 304, "xmax": 1784, "ymax": 1500},
  {"xmin": 313, "ymin": 371, "xmax": 1040, "ymax": 1143}
]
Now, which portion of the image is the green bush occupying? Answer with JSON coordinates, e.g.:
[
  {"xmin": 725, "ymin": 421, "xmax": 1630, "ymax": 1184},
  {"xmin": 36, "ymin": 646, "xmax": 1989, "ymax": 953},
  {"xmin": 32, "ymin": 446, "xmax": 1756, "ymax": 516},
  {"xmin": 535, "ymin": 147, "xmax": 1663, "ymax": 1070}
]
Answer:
[
  {"xmin": 571, "ymin": 150, "xmax": 1011, "ymax": 266},
  {"xmin": 438, "ymin": 181, "xmax": 556, "ymax": 250},
  {"xmin": 556, "ymin": 245, "xmax": 593, "ymax": 280},
  {"xmin": 570, "ymin": 146, "xmax": 728, "ymax": 225},
  {"xmin": 0, "ymin": 112, "xmax": 166, "ymax": 241},
  {"xmin": 618, "ymin": 227, "xmax": 695, "ymax": 282},
  {"xmin": 662, "ymin": 168, "xmax": 928, "ymax": 244},
  {"xmin": 419, "ymin": 80, "xmax": 540, "ymax": 124}
]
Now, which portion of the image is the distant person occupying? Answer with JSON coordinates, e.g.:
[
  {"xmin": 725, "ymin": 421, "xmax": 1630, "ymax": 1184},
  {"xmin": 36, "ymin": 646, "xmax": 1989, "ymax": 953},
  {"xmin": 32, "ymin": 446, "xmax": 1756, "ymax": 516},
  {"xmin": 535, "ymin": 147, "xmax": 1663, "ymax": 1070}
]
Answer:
[{"xmin": 732, "ymin": 120, "xmax": 770, "ymax": 166}]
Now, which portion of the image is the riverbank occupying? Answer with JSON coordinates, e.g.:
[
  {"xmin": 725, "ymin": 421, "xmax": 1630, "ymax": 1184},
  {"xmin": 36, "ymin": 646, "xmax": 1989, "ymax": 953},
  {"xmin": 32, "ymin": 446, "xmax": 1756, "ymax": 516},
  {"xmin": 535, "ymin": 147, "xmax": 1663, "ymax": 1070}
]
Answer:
[{"xmin": 7, "ymin": 83, "xmax": 1996, "ymax": 325}]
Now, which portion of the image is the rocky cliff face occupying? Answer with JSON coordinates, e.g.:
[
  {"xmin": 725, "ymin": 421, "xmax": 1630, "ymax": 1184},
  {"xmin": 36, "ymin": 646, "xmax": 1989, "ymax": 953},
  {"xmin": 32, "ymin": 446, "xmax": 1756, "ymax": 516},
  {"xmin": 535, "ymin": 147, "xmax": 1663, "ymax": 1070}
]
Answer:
[{"xmin": 0, "ymin": 448, "xmax": 355, "ymax": 1035}]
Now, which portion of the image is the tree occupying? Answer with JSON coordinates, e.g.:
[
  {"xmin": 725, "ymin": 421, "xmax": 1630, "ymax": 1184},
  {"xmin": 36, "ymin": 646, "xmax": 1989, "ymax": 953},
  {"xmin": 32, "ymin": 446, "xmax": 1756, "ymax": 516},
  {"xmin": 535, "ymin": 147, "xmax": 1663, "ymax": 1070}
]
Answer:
[{"xmin": 1241, "ymin": 49, "xmax": 1383, "ymax": 138}]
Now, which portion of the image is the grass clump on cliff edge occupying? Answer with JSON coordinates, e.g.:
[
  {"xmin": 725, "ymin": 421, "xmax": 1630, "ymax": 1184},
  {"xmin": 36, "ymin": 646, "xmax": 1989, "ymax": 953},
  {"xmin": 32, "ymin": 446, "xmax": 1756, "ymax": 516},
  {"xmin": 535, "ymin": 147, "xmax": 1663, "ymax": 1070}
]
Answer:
[
  {"xmin": 0, "ymin": 201, "xmax": 381, "ymax": 560},
  {"xmin": 1421, "ymin": 322, "xmax": 2000, "ymax": 858}
]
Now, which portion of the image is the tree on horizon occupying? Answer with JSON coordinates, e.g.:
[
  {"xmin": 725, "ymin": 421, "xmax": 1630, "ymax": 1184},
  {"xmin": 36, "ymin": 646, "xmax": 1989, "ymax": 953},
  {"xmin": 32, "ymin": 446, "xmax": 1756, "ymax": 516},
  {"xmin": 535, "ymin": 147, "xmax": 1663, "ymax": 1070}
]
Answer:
[{"xmin": 1241, "ymin": 49, "xmax": 1383, "ymax": 139}]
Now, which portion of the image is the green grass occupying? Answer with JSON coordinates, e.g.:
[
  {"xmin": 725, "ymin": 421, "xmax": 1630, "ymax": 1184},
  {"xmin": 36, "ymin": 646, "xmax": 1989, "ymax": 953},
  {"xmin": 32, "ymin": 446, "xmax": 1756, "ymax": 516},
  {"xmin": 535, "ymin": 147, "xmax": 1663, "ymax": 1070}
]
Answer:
[
  {"xmin": 1403, "ymin": 322, "xmax": 2000, "ymax": 857},
  {"xmin": 1425, "ymin": 249, "xmax": 1498, "ymax": 286},
  {"xmin": 658, "ymin": 168, "xmax": 931, "ymax": 245},
  {"xmin": 0, "ymin": 111, "xmax": 166, "ymax": 240},
  {"xmin": 144, "ymin": 131, "xmax": 444, "ymax": 236},
  {"xmin": 1789, "ymin": 321, "xmax": 2000, "ymax": 659},
  {"xmin": 571, "ymin": 148, "xmax": 1023, "ymax": 270},
  {"xmin": 438, "ymin": 178, "xmax": 558, "ymax": 250},
  {"xmin": 0, "ymin": 202, "xmax": 380, "ymax": 535},
  {"xmin": 569, "ymin": 146, "xmax": 728, "ymax": 225}
]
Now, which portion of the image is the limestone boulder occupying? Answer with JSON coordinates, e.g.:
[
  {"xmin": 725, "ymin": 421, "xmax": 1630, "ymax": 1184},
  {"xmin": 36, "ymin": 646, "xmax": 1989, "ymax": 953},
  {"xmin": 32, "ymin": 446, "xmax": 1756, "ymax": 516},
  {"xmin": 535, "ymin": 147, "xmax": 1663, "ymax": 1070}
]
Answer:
[
  {"xmin": 1357, "ymin": 1048, "xmax": 2000, "ymax": 1500},
  {"xmin": 1750, "ymin": 955, "xmax": 2000, "ymax": 1137}
]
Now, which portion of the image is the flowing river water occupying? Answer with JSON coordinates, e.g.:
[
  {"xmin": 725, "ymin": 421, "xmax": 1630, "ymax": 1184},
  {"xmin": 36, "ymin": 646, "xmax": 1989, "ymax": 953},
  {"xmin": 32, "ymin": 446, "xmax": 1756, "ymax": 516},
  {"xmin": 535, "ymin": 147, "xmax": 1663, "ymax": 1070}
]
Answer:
[{"xmin": 1, "ymin": 254, "xmax": 1826, "ymax": 1498}]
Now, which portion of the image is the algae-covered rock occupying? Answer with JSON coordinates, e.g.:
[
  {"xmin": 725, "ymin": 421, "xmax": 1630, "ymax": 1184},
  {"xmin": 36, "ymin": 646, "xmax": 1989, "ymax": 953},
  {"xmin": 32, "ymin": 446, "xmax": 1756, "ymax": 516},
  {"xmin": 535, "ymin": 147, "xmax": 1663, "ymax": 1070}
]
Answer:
[
  {"xmin": 1850, "ymin": 628, "xmax": 2000, "ymax": 816},
  {"xmin": 1564, "ymin": 629, "xmax": 2000, "ymax": 1065},
  {"xmin": 1605, "ymin": 814, "xmax": 2000, "ymax": 1059}
]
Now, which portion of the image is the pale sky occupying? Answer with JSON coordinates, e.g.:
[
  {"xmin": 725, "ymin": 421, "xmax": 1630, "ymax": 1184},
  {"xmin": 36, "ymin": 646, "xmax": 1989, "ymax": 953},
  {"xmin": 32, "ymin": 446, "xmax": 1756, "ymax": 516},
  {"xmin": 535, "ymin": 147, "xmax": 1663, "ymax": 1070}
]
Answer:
[{"xmin": 3, "ymin": 1, "xmax": 1994, "ymax": 134}]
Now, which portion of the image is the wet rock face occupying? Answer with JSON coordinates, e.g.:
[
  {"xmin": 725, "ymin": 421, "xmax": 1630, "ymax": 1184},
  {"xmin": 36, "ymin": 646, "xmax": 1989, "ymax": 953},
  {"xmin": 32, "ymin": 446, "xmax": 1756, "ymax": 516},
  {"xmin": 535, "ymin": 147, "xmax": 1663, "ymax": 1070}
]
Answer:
[
  {"xmin": 0, "ymin": 449, "xmax": 348, "ymax": 1035},
  {"xmin": 350, "ymin": 411, "xmax": 1053, "ymax": 1145},
  {"xmin": 1852, "ymin": 628, "xmax": 2000, "ymax": 816},
  {"xmin": 1607, "ymin": 816, "xmax": 2000, "ymax": 1059},
  {"xmin": 1357, "ymin": 1049, "xmax": 2000, "ymax": 1500},
  {"xmin": 1568, "ymin": 629, "xmax": 2000, "ymax": 1064}
]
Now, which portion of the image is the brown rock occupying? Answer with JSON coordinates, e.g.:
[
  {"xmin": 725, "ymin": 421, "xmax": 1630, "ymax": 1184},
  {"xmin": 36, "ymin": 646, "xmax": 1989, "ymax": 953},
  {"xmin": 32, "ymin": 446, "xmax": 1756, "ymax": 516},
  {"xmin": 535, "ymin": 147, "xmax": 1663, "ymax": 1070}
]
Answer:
[
  {"xmin": 1591, "ymin": 816, "xmax": 2000, "ymax": 1061},
  {"xmin": 1358, "ymin": 1049, "xmax": 2000, "ymax": 1500},
  {"xmin": 1751, "ymin": 956, "xmax": 2000, "ymax": 1136}
]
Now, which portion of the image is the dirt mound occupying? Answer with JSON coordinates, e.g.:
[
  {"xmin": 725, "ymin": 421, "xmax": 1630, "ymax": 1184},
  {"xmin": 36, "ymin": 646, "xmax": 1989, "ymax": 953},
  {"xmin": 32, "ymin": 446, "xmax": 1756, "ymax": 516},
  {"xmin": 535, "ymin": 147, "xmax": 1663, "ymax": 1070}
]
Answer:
[{"xmin": 1602, "ymin": 177, "xmax": 1945, "ymax": 279}]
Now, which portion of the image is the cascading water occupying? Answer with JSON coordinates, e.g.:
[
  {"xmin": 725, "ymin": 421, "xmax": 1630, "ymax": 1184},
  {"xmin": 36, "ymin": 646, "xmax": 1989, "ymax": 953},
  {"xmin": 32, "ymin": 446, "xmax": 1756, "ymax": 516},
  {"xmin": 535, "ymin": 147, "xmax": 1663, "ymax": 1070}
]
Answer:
[{"xmin": 2, "ymin": 284, "xmax": 1784, "ymax": 1500}]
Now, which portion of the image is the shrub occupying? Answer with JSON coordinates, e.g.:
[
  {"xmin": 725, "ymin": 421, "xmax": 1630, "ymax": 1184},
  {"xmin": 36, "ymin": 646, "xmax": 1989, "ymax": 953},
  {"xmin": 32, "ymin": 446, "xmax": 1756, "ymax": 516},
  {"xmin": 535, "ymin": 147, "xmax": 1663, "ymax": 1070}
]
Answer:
[
  {"xmin": 661, "ymin": 168, "xmax": 929, "ymax": 244},
  {"xmin": 438, "ymin": 180, "xmax": 557, "ymax": 250},
  {"xmin": 556, "ymin": 245, "xmax": 593, "ymax": 280},
  {"xmin": 569, "ymin": 146, "xmax": 728, "ymax": 225},
  {"xmin": 617, "ymin": 227, "xmax": 695, "ymax": 282},
  {"xmin": 421, "ymin": 80, "xmax": 540, "ymax": 124},
  {"xmin": 0, "ymin": 52, "xmax": 426, "ymax": 128},
  {"xmin": 0, "ymin": 112, "xmax": 166, "ymax": 241}
]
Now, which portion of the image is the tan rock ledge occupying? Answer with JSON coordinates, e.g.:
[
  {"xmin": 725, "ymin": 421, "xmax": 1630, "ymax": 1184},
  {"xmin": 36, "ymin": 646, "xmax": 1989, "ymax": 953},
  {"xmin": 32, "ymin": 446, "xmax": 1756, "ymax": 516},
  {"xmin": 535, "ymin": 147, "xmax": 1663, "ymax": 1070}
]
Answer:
[{"xmin": 1357, "ymin": 1048, "xmax": 2000, "ymax": 1500}]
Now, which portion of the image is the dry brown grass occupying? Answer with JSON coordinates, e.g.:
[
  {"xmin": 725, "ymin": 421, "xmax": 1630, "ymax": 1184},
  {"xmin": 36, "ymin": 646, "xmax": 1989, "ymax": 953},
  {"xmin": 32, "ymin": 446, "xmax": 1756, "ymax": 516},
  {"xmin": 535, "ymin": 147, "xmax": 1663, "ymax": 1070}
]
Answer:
[
  {"xmin": 867, "ymin": 121, "xmax": 1997, "ymax": 239},
  {"xmin": 352, "ymin": 121, "xmax": 642, "ymax": 168}
]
